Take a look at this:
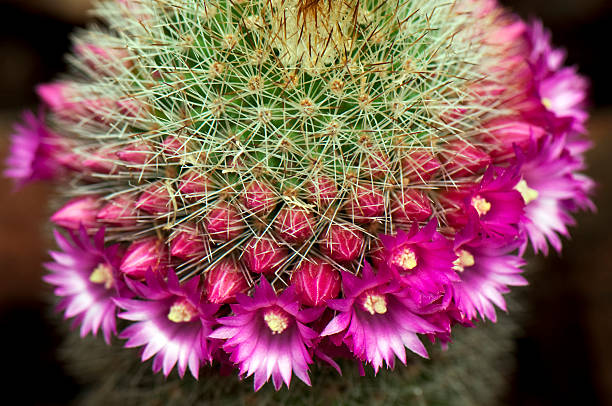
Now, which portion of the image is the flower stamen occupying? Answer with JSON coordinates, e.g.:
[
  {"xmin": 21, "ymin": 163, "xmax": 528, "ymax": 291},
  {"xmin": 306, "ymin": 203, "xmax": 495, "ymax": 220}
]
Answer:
[
  {"xmin": 362, "ymin": 293, "xmax": 388, "ymax": 315},
  {"xmin": 167, "ymin": 299, "xmax": 198, "ymax": 323},
  {"xmin": 392, "ymin": 247, "xmax": 418, "ymax": 271},
  {"xmin": 264, "ymin": 309, "xmax": 289, "ymax": 334},
  {"xmin": 89, "ymin": 263, "xmax": 114, "ymax": 290},
  {"xmin": 453, "ymin": 249, "xmax": 475, "ymax": 272},
  {"xmin": 471, "ymin": 195, "xmax": 492, "ymax": 217},
  {"xmin": 515, "ymin": 179, "xmax": 539, "ymax": 204}
]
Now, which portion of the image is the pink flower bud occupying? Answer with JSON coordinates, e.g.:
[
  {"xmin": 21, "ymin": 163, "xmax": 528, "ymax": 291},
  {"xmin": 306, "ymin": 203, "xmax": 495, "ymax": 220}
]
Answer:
[
  {"xmin": 361, "ymin": 150, "xmax": 391, "ymax": 179},
  {"xmin": 482, "ymin": 118, "xmax": 546, "ymax": 157},
  {"xmin": 119, "ymin": 237, "xmax": 168, "ymax": 279},
  {"xmin": 242, "ymin": 235, "xmax": 288, "ymax": 274},
  {"xmin": 117, "ymin": 98, "xmax": 149, "ymax": 119},
  {"xmin": 81, "ymin": 148, "xmax": 118, "ymax": 174},
  {"xmin": 36, "ymin": 83, "xmax": 73, "ymax": 112},
  {"xmin": 96, "ymin": 194, "xmax": 138, "ymax": 226},
  {"xmin": 242, "ymin": 181, "xmax": 277, "ymax": 215},
  {"xmin": 391, "ymin": 189, "xmax": 433, "ymax": 223},
  {"xmin": 205, "ymin": 201, "xmax": 244, "ymax": 242},
  {"xmin": 136, "ymin": 182, "xmax": 172, "ymax": 215},
  {"xmin": 274, "ymin": 206, "xmax": 315, "ymax": 244},
  {"xmin": 51, "ymin": 196, "xmax": 100, "ymax": 230},
  {"xmin": 116, "ymin": 142, "xmax": 154, "ymax": 165},
  {"xmin": 74, "ymin": 43, "xmax": 133, "ymax": 73},
  {"xmin": 170, "ymin": 223, "xmax": 206, "ymax": 260},
  {"xmin": 178, "ymin": 170, "xmax": 212, "ymax": 199},
  {"xmin": 442, "ymin": 142, "xmax": 491, "ymax": 177},
  {"xmin": 205, "ymin": 258, "xmax": 248, "ymax": 304},
  {"xmin": 401, "ymin": 151, "xmax": 441, "ymax": 183},
  {"xmin": 346, "ymin": 184, "xmax": 385, "ymax": 222},
  {"xmin": 308, "ymin": 175, "xmax": 338, "ymax": 208},
  {"xmin": 291, "ymin": 257, "xmax": 340, "ymax": 307},
  {"xmin": 162, "ymin": 136, "xmax": 188, "ymax": 159},
  {"xmin": 320, "ymin": 224, "xmax": 364, "ymax": 263}
]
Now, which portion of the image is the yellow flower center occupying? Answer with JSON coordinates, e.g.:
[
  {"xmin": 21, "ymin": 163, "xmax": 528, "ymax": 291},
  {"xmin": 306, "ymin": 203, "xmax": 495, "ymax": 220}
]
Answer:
[
  {"xmin": 167, "ymin": 299, "xmax": 198, "ymax": 323},
  {"xmin": 264, "ymin": 309, "xmax": 289, "ymax": 335},
  {"xmin": 453, "ymin": 249, "xmax": 475, "ymax": 272},
  {"xmin": 515, "ymin": 179, "xmax": 539, "ymax": 205},
  {"xmin": 362, "ymin": 293, "xmax": 388, "ymax": 315},
  {"xmin": 89, "ymin": 263, "xmax": 114, "ymax": 290},
  {"xmin": 392, "ymin": 247, "xmax": 418, "ymax": 271},
  {"xmin": 541, "ymin": 97, "xmax": 553, "ymax": 109},
  {"xmin": 471, "ymin": 195, "xmax": 492, "ymax": 217}
]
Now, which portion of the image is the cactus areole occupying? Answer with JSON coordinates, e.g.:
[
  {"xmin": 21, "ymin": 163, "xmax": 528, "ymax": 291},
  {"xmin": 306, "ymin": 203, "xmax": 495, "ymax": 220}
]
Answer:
[{"xmin": 6, "ymin": 0, "xmax": 593, "ymax": 392}]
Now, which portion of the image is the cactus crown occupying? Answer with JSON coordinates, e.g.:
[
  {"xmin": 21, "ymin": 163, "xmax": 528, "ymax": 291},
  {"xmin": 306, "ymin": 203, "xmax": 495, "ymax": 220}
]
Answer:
[{"xmin": 55, "ymin": 0, "xmax": 511, "ymax": 288}]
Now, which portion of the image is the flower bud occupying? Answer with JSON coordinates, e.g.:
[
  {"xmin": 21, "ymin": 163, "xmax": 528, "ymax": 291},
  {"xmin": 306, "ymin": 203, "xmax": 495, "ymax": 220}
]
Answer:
[
  {"xmin": 51, "ymin": 196, "xmax": 100, "ymax": 230},
  {"xmin": 291, "ymin": 257, "xmax": 340, "ymax": 307},
  {"xmin": 361, "ymin": 149, "xmax": 391, "ymax": 179},
  {"xmin": 136, "ymin": 182, "xmax": 172, "ymax": 215},
  {"xmin": 401, "ymin": 151, "xmax": 440, "ymax": 183},
  {"xmin": 346, "ymin": 184, "xmax": 385, "ymax": 222},
  {"xmin": 442, "ymin": 142, "xmax": 491, "ymax": 177},
  {"xmin": 81, "ymin": 147, "xmax": 118, "ymax": 174},
  {"xmin": 391, "ymin": 189, "xmax": 432, "ymax": 223},
  {"xmin": 205, "ymin": 258, "xmax": 248, "ymax": 304},
  {"xmin": 178, "ymin": 170, "xmax": 212, "ymax": 200},
  {"xmin": 162, "ymin": 136, "xmax": 188, "ymax": 159},
  {"xmin": 320, "ymin": 224, "xmax": 364, "ymax": 263},
  {"xmin": 119, "ymin": 237, "xmax": 168, "ymax": 279},
  {"xmin": 74, "ymin": 43, "xmax": 133, "ymax": 73},
  {"xmin": 36, "ymin": 82, "xmax": 73, "ymax": 113},
  {"xmin": 205, "ymin": 201, "xmax": 244, "ymax": 242},
  {"xmin": 96, "ymin": 195, "xmax": 138, "ymax": 226},
  {"xmin": 116, "ymin": 142, "xmax": 154, "ymax": 166},
  {"xmin": 274, "ymin": 206, "xmax": 315, "ymax": 244},
  {"xmin": 307, "ymin": 175, "xmax": 338, "ymax": 208},
  {"xmin": 170, "ymin": 223, "xmax": 206, "ymax": 260},
  {"xmin": 242, "ymin": 235, "xmax": 288, "ymax": 274},
  {"xmin": 242, "ymin": 180, "xmax": 277, "ymax": 215}
]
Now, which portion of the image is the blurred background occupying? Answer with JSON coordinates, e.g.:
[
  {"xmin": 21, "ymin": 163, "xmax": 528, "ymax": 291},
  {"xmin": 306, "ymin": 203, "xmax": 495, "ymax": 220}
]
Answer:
[{"xmin": 0, "ymin": 0, "xmax": 610, "ymax": 404}]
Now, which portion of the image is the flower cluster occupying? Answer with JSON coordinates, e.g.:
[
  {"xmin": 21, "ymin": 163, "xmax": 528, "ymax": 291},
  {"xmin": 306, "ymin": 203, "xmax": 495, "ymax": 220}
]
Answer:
[{"xmin": 5, "ymin": 0, "xmax": 592, "ymax": 391}]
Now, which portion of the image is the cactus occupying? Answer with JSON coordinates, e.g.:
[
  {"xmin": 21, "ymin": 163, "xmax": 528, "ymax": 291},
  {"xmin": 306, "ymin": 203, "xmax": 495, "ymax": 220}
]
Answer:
[{"xmin": 5, "ymin": 0, "xmax": 593, "ymax": 392}]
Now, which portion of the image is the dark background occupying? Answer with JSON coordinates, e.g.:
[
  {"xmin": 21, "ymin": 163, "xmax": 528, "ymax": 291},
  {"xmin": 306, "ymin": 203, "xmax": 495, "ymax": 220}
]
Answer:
[{"xmin": 0, "ymin": 0, "xmax": 610, "ymax": 404}]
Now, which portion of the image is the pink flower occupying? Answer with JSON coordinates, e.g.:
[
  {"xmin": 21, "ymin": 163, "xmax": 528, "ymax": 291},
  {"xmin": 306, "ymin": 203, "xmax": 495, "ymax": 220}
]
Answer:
[
  {"xmin": 517, "ymin": 135, "xmax": 592, "ymax": 254},
  {"xmin": 379, "ymin": 221, "xmax": 459, "ymax": 296},
  {"xmin": 452, "ymin": 220, "xmax": 526, "ymax": 322},
  {"xmin": 4, "ymin": 111, "xmax": 64, "ymax": 188},
  {"xmin": 115, "ymin": 269, "xmax": 220, "ymax": 378},
  {"xmin": 321, "ymin": 263, "xmax": 439, "ymax": 373},
  {"xmin": 210, "ymin": 278, "xmax": 322, "ymax": 390},
  {"xmin": 44, "ymin": 227, "xmax": 128, "ymax": 343}
]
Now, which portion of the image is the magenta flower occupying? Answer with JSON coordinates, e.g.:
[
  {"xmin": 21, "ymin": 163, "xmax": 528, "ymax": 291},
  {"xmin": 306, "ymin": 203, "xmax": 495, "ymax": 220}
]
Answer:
[
  {"xmin": 524, "ymin": 20, "xmax": 566, "ymax": 79},
  {"xmin": 524, "ymin": 21, "xmax": 589, "ymax": 134},
  {"xmin": 378, "ymin": 221, "xmax": 459, "ymax": 297},
  {"xmin": 4, "ymin": 111, "xmax": 63, "ymax": 188},
  {"xmin": 537, "ymin": 68, "xmax": 589, "ymax": 133},
  {"xmin": 210, "ymin": 278, "xmax": 322, "ymax": 391},
  {"xmin": 455, "ymin": 166, "xmax": 525, "ymax": 240},
  {"xmin": 321, "ymin": 263, "xmax": 439, "ymax": 373},
  {"xmin": 115, "ymin": 269, "xmax": 220, "ymax": 378},
  {"xmin": 44, "ymin": 227, "xmax": 127, "ymax": 343},
  {"xmin": 517, "ymin": 135, "xmax": 591, "ymax": 254},
  {"xmin": 451, "ymin": 220, "xmax": 527, "ymax": 322}
]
